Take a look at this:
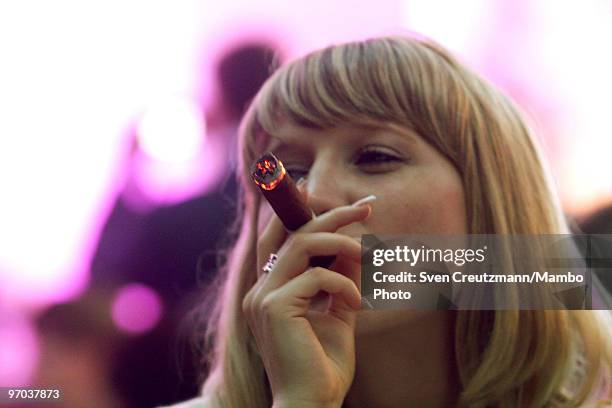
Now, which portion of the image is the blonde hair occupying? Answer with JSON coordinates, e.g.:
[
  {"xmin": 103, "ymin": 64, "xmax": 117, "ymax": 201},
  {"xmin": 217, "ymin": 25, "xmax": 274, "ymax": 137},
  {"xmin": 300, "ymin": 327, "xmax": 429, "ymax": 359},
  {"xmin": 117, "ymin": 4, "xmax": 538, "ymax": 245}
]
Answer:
[{"xmin": 198, "ymin": 36, "xmax": 612, "ymax": 407}]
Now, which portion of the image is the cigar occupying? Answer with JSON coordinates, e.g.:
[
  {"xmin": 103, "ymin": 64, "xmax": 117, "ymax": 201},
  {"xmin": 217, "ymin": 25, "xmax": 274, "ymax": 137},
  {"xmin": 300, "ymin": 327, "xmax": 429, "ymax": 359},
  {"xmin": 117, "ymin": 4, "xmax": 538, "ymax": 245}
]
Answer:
[{"xmin": 251, "ymin": 152, "xmax": 335, "ymax": 268}]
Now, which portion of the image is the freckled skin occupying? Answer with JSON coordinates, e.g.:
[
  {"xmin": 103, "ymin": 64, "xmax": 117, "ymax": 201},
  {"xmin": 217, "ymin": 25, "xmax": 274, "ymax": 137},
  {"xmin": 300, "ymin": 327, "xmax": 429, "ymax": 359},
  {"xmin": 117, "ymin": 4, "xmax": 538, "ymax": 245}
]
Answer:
[{"xmin": 258, "ymin": 122, "xmax": 468, "ymax": 334}]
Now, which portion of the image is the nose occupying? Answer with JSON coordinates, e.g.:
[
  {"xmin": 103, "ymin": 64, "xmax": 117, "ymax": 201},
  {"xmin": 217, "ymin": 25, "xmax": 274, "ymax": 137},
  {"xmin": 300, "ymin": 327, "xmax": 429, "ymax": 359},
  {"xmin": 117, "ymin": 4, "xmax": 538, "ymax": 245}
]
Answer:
[{"xmin": 303, "ymin": 159, "xmax": 349, "ymax": 216}]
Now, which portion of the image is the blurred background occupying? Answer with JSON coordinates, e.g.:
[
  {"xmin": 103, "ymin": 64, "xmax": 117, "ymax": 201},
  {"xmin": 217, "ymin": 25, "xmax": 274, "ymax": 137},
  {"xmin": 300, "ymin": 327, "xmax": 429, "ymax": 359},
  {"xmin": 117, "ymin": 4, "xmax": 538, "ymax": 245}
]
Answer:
[{"xmin": 1, "ymin": 0, "xmax": 611, "ymax": 406}]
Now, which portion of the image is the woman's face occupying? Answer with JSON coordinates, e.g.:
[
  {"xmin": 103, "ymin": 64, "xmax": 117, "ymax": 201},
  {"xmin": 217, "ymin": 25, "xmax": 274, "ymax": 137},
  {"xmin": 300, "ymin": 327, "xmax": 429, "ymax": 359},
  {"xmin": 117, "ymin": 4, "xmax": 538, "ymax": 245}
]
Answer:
[{"xmin": 258, "ymin": 121, "xmax": 468, "ymax": 334}]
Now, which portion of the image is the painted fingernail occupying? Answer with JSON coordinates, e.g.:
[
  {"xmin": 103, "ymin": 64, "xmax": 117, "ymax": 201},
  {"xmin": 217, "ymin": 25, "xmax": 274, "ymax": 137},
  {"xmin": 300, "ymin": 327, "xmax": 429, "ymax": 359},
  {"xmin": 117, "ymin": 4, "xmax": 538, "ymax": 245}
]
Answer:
[
  {"xmin": 361, "ymin": 296, "xmax": 374, "ymax": 310},
  {"xmin": 351, "ymin": 195, "xmax": 377, "ymax": 207}
]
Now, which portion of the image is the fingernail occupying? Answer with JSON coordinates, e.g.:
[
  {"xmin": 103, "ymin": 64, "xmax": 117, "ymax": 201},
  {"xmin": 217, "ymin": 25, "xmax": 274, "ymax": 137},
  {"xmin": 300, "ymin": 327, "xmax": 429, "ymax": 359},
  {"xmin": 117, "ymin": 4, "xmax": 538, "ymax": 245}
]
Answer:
[
  {"xmin": 352, "ymin": 195, "xmax": 377, "ymax": 207},
  {"xmin": 296, "ymin": 177, "xmax": 307, "ymax": 186},
  {"xmin": 361, "ymin": 296, "xmax": 374, "ymax": 310}
]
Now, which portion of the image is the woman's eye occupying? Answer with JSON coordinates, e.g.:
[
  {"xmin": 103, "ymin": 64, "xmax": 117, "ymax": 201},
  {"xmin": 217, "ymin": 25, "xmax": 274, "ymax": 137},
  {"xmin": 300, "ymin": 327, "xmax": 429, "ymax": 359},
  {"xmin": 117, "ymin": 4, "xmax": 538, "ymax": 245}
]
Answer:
[{"xmin": 355, "ymin": 150, "xmax": 402, "ymax": 166}]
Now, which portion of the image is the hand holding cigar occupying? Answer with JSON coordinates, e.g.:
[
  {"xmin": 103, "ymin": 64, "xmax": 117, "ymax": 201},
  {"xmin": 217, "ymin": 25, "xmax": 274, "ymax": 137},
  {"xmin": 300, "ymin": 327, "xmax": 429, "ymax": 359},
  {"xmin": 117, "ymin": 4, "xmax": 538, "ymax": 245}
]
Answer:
[
  {"xmin": 251, "ymin": 151, "xmax": 376, "ymax": 311},
  {"xmin": 251, "ymin": 151, "xmax": 336, "ymax": 268}
]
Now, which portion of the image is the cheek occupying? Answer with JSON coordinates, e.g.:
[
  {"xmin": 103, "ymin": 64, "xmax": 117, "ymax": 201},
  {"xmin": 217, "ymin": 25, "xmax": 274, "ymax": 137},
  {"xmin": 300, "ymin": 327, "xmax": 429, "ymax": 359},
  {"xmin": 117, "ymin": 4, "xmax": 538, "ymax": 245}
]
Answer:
[
  {"xmin": 424, "ymin": 182, "xmax": 468, "ymax": 233},
  {"xmin": 371, "ymin": 178, "xmax": 467, "ymax": 234}
]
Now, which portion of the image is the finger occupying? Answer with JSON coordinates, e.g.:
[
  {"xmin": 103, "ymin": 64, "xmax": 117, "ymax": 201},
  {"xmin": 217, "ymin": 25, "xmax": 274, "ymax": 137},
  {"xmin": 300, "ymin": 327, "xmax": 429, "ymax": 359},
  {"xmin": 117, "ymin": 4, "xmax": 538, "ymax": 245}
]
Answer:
[
  {"xmin": 256, "ymin": 178, "xmax": 308, "ymax": 274},
  {"xmin": 260, "ymin": 233, "xmax": 362, "ymax": 291},
  {"xmin": 242, "ymin": 270, "xmax": 269, "ymax": 319},
  {"xmin": 270, "ymin": 267, "xmax": 362, "ymax": 313},
  {"xmin": 297, "ymin": 203, "xmax": 371, "ymax": 234},
  {"xmin": 257, "ymin": 212, "xmax": 288, "ymax": 276}
]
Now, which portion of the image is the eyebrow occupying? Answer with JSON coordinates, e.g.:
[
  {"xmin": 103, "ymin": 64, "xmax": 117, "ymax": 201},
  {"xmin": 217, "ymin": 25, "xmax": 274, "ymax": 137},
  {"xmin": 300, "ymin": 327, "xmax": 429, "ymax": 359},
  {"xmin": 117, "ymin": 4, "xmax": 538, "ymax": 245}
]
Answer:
[
  {"xmin": 265, "ymin": 125, "xmax": 420, "ymax": 154},
  {"xmin": 266, "ymin": 135, "xmax": 310, "ymax": 154}
]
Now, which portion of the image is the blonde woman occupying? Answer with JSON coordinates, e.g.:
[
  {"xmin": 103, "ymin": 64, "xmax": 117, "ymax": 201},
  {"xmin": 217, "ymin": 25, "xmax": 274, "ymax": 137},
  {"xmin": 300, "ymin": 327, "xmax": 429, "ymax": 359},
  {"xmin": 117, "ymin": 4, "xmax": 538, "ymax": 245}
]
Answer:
[{"xmin": 169, "ymin": 36, "xmax": 612, "ymax": 407}]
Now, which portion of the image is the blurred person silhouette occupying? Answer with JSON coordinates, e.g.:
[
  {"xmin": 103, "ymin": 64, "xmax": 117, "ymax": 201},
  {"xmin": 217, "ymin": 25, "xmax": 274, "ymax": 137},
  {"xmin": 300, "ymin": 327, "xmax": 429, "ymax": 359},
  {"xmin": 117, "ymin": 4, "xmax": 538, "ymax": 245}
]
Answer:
[
  {"xmin": 92, "ymin": 41, "xmax": 283, "ymax": 304},
  {"xmin": 88, "ymin": 41, "xmax": 283, "ymax": 407},
  {"xmin": 34, "ymin": 290, "xmax": 124, "ymax": 408}
]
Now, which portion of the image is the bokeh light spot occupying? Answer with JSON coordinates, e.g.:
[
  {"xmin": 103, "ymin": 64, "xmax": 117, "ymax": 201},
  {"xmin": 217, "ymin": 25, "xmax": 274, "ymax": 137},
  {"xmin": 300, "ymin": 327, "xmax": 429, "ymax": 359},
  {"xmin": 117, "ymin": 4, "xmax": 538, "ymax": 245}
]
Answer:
[
  {"xmin": 137, "ymin": 96, "xmax": 205, "ymax": 164},
  {"xmin": 0, "ymin": 313, "xmax": 39, "ymax": 386},
  {"xmin": 111, "ymin": 283, "xmax": 163, "ymax": 335}
]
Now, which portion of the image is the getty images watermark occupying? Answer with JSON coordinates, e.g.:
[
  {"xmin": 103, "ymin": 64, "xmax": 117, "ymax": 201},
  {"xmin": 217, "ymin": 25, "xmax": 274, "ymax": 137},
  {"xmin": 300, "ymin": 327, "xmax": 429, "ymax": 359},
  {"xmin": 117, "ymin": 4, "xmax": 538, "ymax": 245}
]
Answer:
[{"xmin": 360, "ymin": 234, "xmax": 612, "ymax": 310}]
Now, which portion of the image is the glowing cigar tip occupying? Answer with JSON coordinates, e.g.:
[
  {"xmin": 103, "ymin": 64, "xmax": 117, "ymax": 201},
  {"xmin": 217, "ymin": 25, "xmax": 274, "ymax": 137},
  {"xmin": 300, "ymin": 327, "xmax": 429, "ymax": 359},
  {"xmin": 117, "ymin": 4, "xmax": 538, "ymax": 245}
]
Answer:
[
  {"xmin": 251, "ymin": 152, "xmax": 287, "ymax": 190},
  {"xmin": 351, "ymin": 195, "xmax": 377, "ymax": 207}
]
